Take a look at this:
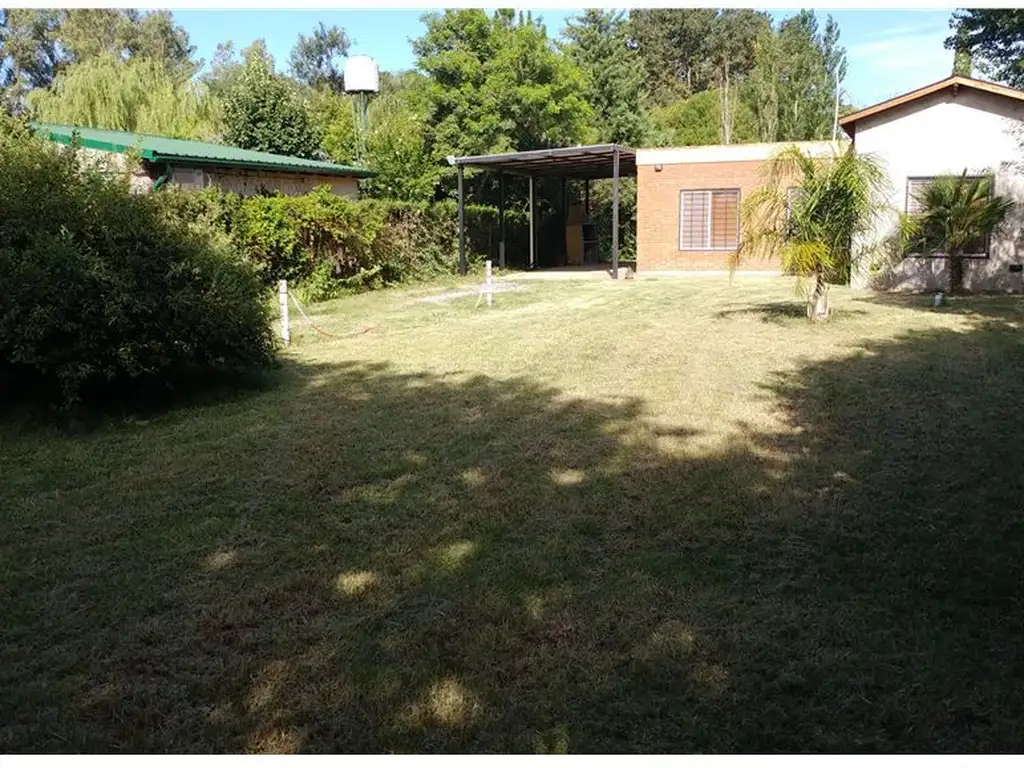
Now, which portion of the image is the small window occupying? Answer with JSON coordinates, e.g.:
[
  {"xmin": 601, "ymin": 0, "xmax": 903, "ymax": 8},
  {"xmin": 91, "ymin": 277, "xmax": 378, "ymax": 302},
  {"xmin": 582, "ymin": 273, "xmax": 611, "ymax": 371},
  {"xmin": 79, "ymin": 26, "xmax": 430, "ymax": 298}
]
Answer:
[
  {"xmin": 679, "ymin": 189, "xmax": 740, "ymax": 251},
  {"xmin": 906, "ymin": 176, "xmax": 990, "ymax": 257}
]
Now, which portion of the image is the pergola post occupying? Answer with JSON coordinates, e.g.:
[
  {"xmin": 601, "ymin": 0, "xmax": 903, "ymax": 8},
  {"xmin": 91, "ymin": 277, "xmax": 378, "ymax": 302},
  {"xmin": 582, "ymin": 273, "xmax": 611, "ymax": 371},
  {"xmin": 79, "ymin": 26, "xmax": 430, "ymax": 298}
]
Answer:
[
  {"xmin": 498, "ymin": 172, "xmax": 506, "ymax": 269},
  {"xmin": 560, "ymin": 176, "xmax": 567, "ymax": 266},
  {"xmin": 584, "ymin": 179, "xmax": 590, "ymax": 217},
  {"xmin": 528, "ymin": 174, "xmax": 536, "ymax": 270},
  {"xmin": 457, "ymin": 164, "xmax": 467, "ymax": 276},
  {"xmin": 611, "ymin": 146, "xmax": 620, "ymax": 279}
]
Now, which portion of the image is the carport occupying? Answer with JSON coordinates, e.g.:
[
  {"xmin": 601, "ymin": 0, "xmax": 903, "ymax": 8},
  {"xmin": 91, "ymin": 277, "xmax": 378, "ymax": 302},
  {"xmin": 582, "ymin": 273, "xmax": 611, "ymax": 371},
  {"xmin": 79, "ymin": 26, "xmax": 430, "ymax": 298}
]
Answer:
[{"xmin": 447, "ymin": 144, "xmax": 637, "ymax": 278}]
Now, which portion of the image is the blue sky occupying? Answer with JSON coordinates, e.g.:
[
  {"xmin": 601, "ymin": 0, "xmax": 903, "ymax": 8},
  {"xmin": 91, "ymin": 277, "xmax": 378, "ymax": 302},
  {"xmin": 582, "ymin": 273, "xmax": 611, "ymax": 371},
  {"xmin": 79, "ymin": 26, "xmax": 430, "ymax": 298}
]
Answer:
[{"xmin": 171, "ymin": 8, "xmax": 956, "ymax": 109}]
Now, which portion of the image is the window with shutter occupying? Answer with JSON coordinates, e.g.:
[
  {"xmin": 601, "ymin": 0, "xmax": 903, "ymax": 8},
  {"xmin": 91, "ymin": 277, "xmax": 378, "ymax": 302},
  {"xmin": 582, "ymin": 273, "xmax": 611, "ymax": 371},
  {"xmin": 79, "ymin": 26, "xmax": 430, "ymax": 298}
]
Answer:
[
  {"xmin": 906, "ymin": 176, "xmax": 990, "ymax": 257},
  {"xmin": 679, "ymin": 189, "xmax": 740, "ymax": 250}
]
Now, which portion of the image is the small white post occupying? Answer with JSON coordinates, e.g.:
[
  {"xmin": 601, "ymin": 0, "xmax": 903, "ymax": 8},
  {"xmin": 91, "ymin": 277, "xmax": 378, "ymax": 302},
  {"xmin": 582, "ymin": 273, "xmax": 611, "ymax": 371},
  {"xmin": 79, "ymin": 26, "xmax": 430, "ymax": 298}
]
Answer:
[
  {"xmin": 485, "ymin": 259, "xmax": 493, "ymax": 307},
  {"xmin": 279, "ymin": 279, "xmax": 290, "ymax": 345}
]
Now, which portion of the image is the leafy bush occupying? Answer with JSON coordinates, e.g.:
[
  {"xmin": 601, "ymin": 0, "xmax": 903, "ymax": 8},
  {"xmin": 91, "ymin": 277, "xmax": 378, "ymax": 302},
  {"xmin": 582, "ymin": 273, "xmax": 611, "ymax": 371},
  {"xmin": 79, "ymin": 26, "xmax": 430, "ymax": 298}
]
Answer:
[
  {"xmin": 171, "ymin": 186, "xmax": 527, "ymax": 296},
  {"xmin": 0, "ymin": 118, "xmax": 276, "ymax": 408}
]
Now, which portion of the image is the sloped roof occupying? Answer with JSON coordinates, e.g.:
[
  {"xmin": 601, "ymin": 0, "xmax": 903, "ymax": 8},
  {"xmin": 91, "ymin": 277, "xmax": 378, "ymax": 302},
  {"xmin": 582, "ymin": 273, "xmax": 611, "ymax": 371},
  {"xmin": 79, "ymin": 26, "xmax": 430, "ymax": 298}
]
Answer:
[
  {"xmin": 840, "ymin": 75, "xmax": 1024, "ymax": 135},
  {"xmin": 33, "ymin": 123, "xmax": 374, "ymax": 178}
]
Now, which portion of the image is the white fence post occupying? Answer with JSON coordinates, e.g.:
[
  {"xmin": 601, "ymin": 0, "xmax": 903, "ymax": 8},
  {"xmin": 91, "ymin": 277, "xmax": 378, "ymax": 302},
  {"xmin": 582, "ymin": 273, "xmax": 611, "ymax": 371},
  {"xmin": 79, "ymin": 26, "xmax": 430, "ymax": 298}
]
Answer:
[
  {"xmin": 485, "ymin": 260, "xmax": 493, "ymax": 307},
  {"xmin": 279, "ymin": 279, "xmax": 290, "ymax": 345}
]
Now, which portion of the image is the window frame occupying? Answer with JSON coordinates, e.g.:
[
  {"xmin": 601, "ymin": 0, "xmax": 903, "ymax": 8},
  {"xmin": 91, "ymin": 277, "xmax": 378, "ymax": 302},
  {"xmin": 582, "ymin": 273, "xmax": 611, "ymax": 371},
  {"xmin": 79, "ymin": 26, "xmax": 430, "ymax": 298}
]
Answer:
[
  {"xmin": 678, "ymin": 188, "xmax": 741, "ymax": 252},
  {"xmin": 905, "ymin": 175, "xmax": 992, "ymax": 259}
]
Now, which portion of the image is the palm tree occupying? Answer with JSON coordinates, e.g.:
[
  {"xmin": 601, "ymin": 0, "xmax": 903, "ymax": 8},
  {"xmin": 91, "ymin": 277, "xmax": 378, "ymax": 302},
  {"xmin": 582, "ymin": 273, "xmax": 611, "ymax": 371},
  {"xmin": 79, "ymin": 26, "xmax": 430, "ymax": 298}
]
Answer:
[
  {"xmin": 732, "ymin": 145, "xmax": 889, "ymax": 322},
  {"xmin": 904, "ymin": 172, "xmax": 1012, "ymax": 294}
]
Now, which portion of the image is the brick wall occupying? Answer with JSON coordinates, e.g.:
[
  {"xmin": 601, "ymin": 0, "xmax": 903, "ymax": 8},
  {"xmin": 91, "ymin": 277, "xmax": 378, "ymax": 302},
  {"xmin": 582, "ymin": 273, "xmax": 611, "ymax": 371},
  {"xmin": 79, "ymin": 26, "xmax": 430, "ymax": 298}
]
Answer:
[{"xmin": 636, "ymin": 159, "xmax": 783, "ymax": 272}]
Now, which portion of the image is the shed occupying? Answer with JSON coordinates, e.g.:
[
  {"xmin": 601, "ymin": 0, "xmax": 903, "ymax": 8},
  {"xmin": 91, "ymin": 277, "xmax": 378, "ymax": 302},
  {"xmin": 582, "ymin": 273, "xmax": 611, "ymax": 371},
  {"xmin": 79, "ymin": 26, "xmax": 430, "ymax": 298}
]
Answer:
[{"xmin": 34, "ymin": 123, "xmax": 374, "ymax": 198}]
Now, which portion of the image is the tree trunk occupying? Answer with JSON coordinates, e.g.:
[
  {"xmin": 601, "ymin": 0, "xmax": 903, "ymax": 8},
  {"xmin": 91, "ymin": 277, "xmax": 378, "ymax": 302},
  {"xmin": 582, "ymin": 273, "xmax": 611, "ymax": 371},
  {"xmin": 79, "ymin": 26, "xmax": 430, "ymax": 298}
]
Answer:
[
  {"xmin": 948, "ymin": 249, "xmax": 965, "ymax": 294},
  {"xmin": 720, "ymin": 61, "xmax": 732, "ymax": 145},
  {"xmin": 808, "ymin": 272, "xmax": 830, "ymax": 322}
]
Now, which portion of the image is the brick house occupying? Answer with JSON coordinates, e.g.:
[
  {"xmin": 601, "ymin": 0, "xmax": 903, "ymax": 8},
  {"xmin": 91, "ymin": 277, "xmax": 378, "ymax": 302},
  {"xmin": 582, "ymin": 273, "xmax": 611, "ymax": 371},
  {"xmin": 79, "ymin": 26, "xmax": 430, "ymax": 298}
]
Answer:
[{"xmin": 635, "ymin": 141, "xmax": 839, "ymax": 272}]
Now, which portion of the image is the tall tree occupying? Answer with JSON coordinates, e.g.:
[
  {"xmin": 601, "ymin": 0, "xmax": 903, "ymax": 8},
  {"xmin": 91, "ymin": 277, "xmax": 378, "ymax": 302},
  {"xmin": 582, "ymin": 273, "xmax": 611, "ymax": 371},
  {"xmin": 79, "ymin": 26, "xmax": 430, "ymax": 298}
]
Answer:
[
  {"xmin": 28, "ymin": 54, "xmax": 219, "ymax": 139},
  {"xmin": 1, "ymin": 9, "xmax": 65, "ymax": 100},
  {"xmin": 745, "ymin": 10, "xmax": 847, "ymax": 143},
  {"xmin": 627, "ymin": 9, "xmax": 717, "ymax": 104},
  {"xmin": 649, "ymin": 88, "xmax": 757, "ymax": 146},
  {"xmin": 289, "ymin": 22, "xmax": 350, "ymax": 92},
  {"xmin": 2, "ymin": 9, "xmax": 197, "ymax": 109},
  {"xmin": 946, "ymin": 10, "xmax": 1024, "ymax": 84},
  {"xmin": 748, "ymin": 27, "xmax": 781, "ymax": 142},
  {"xmin": 222, "ymin": 52, "xmax": 322, "ymax": 158},
  {"xmin": 561, "ymin": 9, "xmax": 647, "ymax": 145},
  {"xmin": 952, "ymin": 24, "xmax": 974, "ymax": 77},
  {"xmin": 203, "ymin": 39, "xmax": 273, "ymax": 101},
  {"xmin": 708, "ymin": 9, "xmax": 771, "ymax": 144},
  {"xmin": 414, "ymin": 9, "xmax": 591, "ymax": 197}
]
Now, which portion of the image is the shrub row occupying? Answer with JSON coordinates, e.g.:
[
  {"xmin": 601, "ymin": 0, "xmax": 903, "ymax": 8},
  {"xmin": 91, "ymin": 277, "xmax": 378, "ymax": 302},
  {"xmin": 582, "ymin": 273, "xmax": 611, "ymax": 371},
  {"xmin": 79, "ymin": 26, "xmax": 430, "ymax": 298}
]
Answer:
[
  {"xmin": 0, "ymin": 119, "xmax": 276, "ymax": 408},
  {"xmin": 157, "ymin": 187, "xmax": 530, "ymax": 301}
]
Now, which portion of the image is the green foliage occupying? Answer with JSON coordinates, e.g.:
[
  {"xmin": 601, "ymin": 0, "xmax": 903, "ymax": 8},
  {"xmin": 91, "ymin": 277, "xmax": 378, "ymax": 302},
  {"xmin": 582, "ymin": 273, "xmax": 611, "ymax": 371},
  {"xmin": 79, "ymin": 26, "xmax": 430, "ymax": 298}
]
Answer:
[
  {"xmin": 362, "ymin": 88, "xmax": 439, "ymax": 200},
  {"xmin": 627, "ymin": 9, "xmax": 718, "ymax": 103},
  {"xmin": 311, "ymin": 72, "xmax": 438, "ymax": 201},
  {"xmin": 630, "ymin": 9, "xmax": 844, "ymax": 145},
  {"xmin": 650, "ymin": 89, "xmax": 757, "ymax": 146},
  {"xmin": 561, "ymin": 10, "xmax": 648, "ymax": 145},
  {"xmin": 174, "ymin": 186, "xmax": 515, "ymax": 293},
  {"xmin": 1, "ymin": 9, "xmax": 197, "ymax": 108},
  {"xmin": 735, "ymin": 145, "xmax": 889, "ymax": 319},
  {"xmin": 902, "ymin": 172, "xmax": 1013, "ymax": 293},
  {"xmin": 947, "ymin": 10, "xmax": 1024, "ymax": 86},
  {"xmin": 222, "ymin": 53, "xmax": 323, "ymax": 159},
  {"xmin": 745, "ymin": 11, "xmax": 846, "ymax": 143},
  {"xmin": 289, "ymin": 22, "xmax": 350, "ymax": 92},
  {"xmin": 414, "ymin": 9, "xmax": 593, "ymax": 196},
  {"xmin": 0, "ymin": 117, "xmax": 275, "ymax": 408},
  {"xmin": 27, "ymin": 54, "xmax": 220, "ymax": 140},
  {"xmin": 201, "ymin": 39, "xmax": 274, "ymax": 102}
]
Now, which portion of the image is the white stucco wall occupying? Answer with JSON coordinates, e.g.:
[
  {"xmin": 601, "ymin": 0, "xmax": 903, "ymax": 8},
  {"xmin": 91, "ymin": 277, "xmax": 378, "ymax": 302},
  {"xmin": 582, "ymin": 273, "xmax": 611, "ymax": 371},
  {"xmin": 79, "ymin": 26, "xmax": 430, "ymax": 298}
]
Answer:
[{"xmin": 852, "ymin": 88, "xmax": 1024, "ymax": 292}]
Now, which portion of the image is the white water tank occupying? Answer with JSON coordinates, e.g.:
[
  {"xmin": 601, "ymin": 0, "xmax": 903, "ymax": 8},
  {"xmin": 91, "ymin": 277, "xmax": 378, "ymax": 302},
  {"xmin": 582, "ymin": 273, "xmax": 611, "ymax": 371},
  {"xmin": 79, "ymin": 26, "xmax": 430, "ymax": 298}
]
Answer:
[{"xmin": 344, "ymin": 55, "xmax": 379, "ymax": 93}]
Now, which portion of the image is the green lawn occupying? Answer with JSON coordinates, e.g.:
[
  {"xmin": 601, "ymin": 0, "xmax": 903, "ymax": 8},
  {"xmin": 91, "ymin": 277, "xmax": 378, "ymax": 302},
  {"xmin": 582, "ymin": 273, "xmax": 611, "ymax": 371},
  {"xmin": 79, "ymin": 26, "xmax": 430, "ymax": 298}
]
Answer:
[{"xmin": 4, "ymin": 276, "xmax": 1024, "ymax": 753}]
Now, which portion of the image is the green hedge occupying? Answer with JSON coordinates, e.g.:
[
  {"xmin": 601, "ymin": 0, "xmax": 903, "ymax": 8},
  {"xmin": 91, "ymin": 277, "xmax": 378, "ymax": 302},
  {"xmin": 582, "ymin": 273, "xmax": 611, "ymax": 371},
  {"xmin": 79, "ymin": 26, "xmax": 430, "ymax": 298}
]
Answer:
[
  {"xmin": 0, "ymin": 119, "xmax": 276, "ymax": 408},
  {"xmin": 158, "ymin": 187, "xmax": 530, "ymax": 300}
]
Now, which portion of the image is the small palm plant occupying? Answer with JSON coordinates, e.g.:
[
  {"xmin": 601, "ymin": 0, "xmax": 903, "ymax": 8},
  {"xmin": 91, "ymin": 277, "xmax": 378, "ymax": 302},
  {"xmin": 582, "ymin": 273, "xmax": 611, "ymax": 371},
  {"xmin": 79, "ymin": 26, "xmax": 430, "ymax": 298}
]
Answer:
[
  {"xmin": 903, "ymin": 172, "xmax": 1013, "ymax": 294},
  {"xmin": 732, "ymin": 145, "xmax": 889, "ymax": 322}
]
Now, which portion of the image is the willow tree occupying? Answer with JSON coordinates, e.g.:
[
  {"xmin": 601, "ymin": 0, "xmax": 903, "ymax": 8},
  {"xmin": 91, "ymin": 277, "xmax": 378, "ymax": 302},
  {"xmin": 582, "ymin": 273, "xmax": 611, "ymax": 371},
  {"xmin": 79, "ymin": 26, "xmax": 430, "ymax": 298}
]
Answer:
[
  {"xmin": 28, "ymin": 55, "xmax": 219, "ymax": 140},
  {"xmin": 732, "ymin": 145, "xmax": 889, "ymax": 321}
]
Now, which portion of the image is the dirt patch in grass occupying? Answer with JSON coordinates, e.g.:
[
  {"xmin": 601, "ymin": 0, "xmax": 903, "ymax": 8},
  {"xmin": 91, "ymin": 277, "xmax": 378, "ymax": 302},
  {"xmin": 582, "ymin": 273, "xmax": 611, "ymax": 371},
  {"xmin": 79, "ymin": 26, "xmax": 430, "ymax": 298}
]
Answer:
[{"xmin": 3, "ymin": 279, "xmax": 1024, "ymax": 752}]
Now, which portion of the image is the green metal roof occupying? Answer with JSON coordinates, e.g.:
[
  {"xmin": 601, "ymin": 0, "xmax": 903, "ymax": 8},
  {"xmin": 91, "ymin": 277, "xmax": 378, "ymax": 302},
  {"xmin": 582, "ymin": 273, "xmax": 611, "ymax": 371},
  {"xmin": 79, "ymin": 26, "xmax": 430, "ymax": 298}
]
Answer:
[{"xmin": 32, "ymin": 122, "xmax": 374, "ymax": 178}]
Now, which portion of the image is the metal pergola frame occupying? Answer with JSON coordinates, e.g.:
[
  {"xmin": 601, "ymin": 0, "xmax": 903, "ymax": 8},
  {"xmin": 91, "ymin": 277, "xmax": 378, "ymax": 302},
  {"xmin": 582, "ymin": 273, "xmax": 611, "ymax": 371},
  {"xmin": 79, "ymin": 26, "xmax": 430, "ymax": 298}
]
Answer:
[{"xmin": 447, "ymin": 144, "xmax": 637, "ymax": 278}]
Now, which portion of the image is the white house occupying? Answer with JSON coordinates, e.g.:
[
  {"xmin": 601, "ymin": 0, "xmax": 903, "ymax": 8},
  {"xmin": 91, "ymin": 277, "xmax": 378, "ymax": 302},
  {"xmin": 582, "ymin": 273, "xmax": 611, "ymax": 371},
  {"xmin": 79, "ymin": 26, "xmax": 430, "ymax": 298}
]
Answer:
[{"xmin": 843, "ymin": 75, "xmax": 1024, "ymax": 292}]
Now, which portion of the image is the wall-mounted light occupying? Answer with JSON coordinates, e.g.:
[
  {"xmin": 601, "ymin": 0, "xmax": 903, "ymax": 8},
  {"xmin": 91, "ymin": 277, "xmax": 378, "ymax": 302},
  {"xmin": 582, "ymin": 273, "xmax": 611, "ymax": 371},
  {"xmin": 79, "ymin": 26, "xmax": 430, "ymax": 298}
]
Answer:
[{"xmin": 655, "ymin": 164, "xmax": 664, "ymax": 172}]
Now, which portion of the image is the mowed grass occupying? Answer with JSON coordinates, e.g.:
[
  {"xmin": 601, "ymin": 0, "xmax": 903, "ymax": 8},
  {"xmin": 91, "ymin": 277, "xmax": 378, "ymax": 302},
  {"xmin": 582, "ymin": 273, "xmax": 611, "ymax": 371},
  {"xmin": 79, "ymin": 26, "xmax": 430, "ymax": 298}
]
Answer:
[{"xmin": 4, "ymin": 276, "xmax": 1024, "ymax": 753}]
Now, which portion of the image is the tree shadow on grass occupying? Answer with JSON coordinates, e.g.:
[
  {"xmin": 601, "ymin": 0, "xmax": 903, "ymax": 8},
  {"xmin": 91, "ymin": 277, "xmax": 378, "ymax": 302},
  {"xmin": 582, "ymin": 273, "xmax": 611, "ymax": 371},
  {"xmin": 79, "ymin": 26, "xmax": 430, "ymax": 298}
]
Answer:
[
  {"xmin": 3, "ymin": 320, "xmax": 1024, "ymax": 752},
  {"xmin": 855, "ymin": 292, "xmax": 1024, "ymax": 322},
  {"xmin": 715, "ymin": 301, "xmax": 867, "ymax": 325}
]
